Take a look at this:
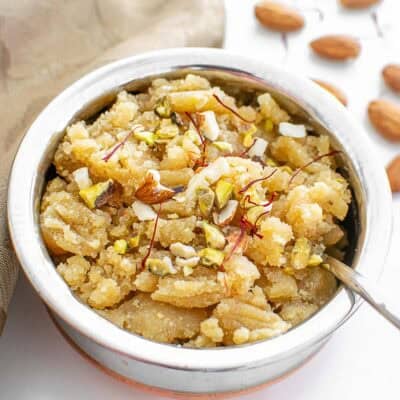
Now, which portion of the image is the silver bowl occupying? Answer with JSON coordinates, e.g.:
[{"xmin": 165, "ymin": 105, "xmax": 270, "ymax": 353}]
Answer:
[{"xmin": 7, "ymin": 48, "xmax": 392, "ymax": 395}]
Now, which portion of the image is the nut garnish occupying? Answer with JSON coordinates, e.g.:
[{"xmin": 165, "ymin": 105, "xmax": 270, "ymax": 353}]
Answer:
[
  {"xmin": 135, "ymin": 170, "xmax": 175, "ymax": 204},
  {"xmin": 202, "ymin": 222, "xmax": 226, "ymax": 249},
  {"xmin": 214, "ymin": 200, "xmax": 239, "ymax": 226},
  {"xmin": 146, "ymin": 257, "xmax": 177, "ymax": 277},
  {"xmin": 79, "ymin": 180, "xmax": 114, "ymax": 209},
  {"xmin": 382, "ymin": 64, "xmax": 400, "ymax": 93},
  {"xmin": 310, "ymin": 35, "xmax": 361, "ymax": 61},
  {"xmin": 368, "ymin": 99, "xmax": 400, "ymax": 141},
  {"xmin": 340, "ymin": 0, "xmax": 380, "ymax": 8},
  {"xmin": 215, "ymin": 179, "xmax": 234, "ymax": 209},
  {"xmin": 197, "ymin": 186, "xmax": 215, "ymax": 217},
  {"xmin": 198, "ymin": 248, "xmax": 225, "ymax": 267},
  {"xmin": 386, "ymin": 155, "xmax": 400, "ymax": 193},
  {"xmin": 255, "ymin": 1, "xmax": 304, "ymax": 32},
  {"xmin": 313, "ymin": 79, "xmax": 348, "ymax": 106}
]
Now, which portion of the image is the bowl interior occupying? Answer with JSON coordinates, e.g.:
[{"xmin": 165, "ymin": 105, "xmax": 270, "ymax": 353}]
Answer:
[{"xmin": 42, "ymin": 68, "xmax": 363, "ymax": 272}]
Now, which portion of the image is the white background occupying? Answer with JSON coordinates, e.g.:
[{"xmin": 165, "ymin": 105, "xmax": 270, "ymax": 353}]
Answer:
[{"xmin": 2, "ymin": 0, "xmax": 400, "ymax": 399}]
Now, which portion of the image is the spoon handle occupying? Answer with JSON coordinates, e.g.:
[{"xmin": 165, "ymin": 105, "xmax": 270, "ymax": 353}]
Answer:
[{"xmin": 326, "ymin": 256, "xmax": 400, "ymax": 330}]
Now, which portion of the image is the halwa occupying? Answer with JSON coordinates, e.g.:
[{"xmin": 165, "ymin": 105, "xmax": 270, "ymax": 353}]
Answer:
[{"xmin": 40, "ymin": 74, "xmax": 351, "ymax": 347}]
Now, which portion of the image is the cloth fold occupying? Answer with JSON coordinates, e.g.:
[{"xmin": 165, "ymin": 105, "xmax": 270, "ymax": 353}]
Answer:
[{"xmin": 0, "ymin": 0, "xmax": 225, "ymax": 333}]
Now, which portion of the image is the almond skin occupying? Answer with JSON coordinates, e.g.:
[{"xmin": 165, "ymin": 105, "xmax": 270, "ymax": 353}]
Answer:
[
  {"xmin": 313, "ymin": 79, "xmax": 348, "ymax": 106},
  {"xmin": 382, "ymin": 64, "xmax": 400, "ymax": 93},
  {"xmin": 368, "ymin": 99, "xmax": 400, "ymax": 141},
  {"xmin": 255, "ymin": 1, "xmax": 304, "ymax": 32},
  {"xmin": 340, "ymin": 0, "xmax": 380, "ymax": 8},
  {"xmin": 386, "ymin": 155, "xmax": 400, "ymax": 193},
  {"xmin": 310, "ymin": 35, "xmax": 361, "ymax": 61},
  {"xmin": 135, "ymin": 171, "xmax": 175, "ymax": 204}
]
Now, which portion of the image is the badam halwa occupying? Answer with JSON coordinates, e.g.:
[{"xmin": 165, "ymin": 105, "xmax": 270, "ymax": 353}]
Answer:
[{"xmin": 40, "ymin": 74, "xmax": 351, "ymax": 347}]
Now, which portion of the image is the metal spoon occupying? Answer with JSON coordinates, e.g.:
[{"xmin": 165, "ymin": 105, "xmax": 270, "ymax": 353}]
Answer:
[{"xmin": 325, "ymin": 256, "xmax": 400, "ymax": 329}]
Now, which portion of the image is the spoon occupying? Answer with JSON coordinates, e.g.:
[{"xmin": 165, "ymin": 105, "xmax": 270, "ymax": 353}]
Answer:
[{"xmin": 325, "ymin": 256, "xmax": 400, "ymax": 329}]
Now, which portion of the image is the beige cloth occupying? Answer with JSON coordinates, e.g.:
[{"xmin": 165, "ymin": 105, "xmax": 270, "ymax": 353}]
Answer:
[{"xmin": 0, "ymin": 0, "xmax": 225, "ymax": 334}]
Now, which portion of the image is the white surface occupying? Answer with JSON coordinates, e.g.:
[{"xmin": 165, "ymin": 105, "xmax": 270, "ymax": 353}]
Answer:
[{"xmin": 2, "ymin": 0, "xmax": 400, "ymax": 399}]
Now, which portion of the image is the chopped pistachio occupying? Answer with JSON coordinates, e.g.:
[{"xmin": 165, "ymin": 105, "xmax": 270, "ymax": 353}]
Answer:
[
  {"xmin": 308, "ymin": 254, "xmax": 323, "ymax": 267},
  {"xmin": 146, "ymin": 257, "xmax": 176, "ymax": 277},
  {"xmin": 155, "ymin": 119, "xmax": 179, "ymax": 140},
  {"xmin": 202, "ymin": 222, "xmax": 226, "ymax": 249},
  {"xmin": 242, "ymin": 132, "xmax": 254, "ymax": 148},
  {"xmin": 215, "ymin": 179, "xmax": 233, "ymax": 209},
  {"xmin": 128, "ymin": 235, "xmax": 140, "ymax": 248},
  {"xmin": 241, "ymin": 124, "xmax": 257, "ymax": 137},
  {"xmin": 212, "ymin": 141, "xmax": 233, "ymax": 153},
  {"xmin": 113, "ymin": 239, "xmax": 128, "ymax": 254},
  {"xmin": 154, "ymin": 96, "xmax": 172, "ymax": 118},
  {"xmin": 79, "ymin": 179, "xmax": 113, "ymax": 209},
  {"xmin": 245, "ymin": 205, "xmax": 265, "ymax": 225},
  {"xmin": 241, "ymin": 124, "xmax": 257, "ymax": 148},
  {"xmin": 198, "ymin": 248, "xmax": 225, "ymax": 267},
  {"xmin": 133, "ymin": 130, "xmax": 155, "ymax": 146},
  {"xmin": 185, "ymin": 129, "xmax": 202, "ymax": 145},
  {"xmin": 264, "ymin": 119, "xmax": 274, "ymax": 132},
  {"xmin": 266, "ymin": 158, "xmax": 278, "ymax": 167},
  {"xmin": 196, "ymin": 186, "xmax": 215, "ymax": 217},
  {"xmin": 280, "ymin": 165, "xmax": 293, "ymax": 174},
  {"xmin": 336, "ymin": 177, "xmax": 346, "ymax": 185},
  {"xmin": 291, "ymin": 238, "xmax": 311, "ymax": 270}
]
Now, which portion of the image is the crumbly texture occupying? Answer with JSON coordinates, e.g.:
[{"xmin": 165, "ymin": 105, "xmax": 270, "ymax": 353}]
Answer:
[{"xmin": 40, "ymin": 74, "xmax": 351, "ymax": 347}]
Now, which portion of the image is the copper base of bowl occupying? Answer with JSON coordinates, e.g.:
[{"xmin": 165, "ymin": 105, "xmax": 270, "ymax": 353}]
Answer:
[{"xmin": 47, "ymin": 308, "xmax": 322, "ymax": 399}]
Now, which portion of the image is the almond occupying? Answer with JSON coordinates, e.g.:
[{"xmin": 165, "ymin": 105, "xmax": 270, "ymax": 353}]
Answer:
[
  {"xmin": 368, "ymin": 99, "xmax": 400, "ymax": 141},
  {"xmin": 135, "ymin": 170, "xmax": 175, "ymax": 204},
  {"xmin": 255, "ymin": 1, "xmax": 304, "ymax": 32},
  {"xmin": 313, "ymin": 79, "xmax": 348, "ymax": 106},
  {"xmin": 382, "ymin": 64, "xmax": 400, "ymax": 93},
  {"xmin": 340, "ymin": 0, "xmax": 380, "ymax": 8},
  {"xmin": 386, "ymin": 155, "xmax": 400, "ymax": 193},
  {"xmin": 310, "ymin": 35, "xmax": 361, "ymax": 61}
]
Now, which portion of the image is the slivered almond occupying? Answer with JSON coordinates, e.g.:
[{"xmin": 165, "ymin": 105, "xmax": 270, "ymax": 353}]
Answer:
[
  {"xmin": 255, "ymin": 1, "xmax": 304, "ymax": 32},
  {"xmin": 313, "ymin": 79, "xmax": 348, "ymax": 106},
  {"xmin": 310, "ymin": 35, "xmax": 361, "ymax": 61},
  {"xmin": 135, "ymin": 170, "xmax": 175, "ymax": 204},
  {"xmin": 340, "ymin": 0, "xmax": 380, "ymax": 8},
  {"xmin": 386, "ymin": 155, "xmax": 400, "ymax": 193},
  {"xmin": 368, "ymin": 99, "xmax": 400, "ymax": 141},
  {"xmin": 382, "ymin": 64, "xmax": 400, "ymax": 93}
]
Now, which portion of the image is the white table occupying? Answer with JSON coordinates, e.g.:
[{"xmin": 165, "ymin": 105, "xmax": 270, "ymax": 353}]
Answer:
[{"xmin": 2, "ymin": 1, "xmax": 400, "ymax": 399}]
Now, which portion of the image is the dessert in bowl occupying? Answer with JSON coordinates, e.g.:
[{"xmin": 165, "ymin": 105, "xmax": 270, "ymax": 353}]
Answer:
[
  {"xmin": 40, "ymin": 73, "xmax": 350, "ymax": 347},
  {"xmin": 8, "ymin": 49, "xmax": 392, "ymax": 394}
]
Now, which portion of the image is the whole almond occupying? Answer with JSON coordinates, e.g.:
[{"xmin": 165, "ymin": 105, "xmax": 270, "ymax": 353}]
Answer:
[
  {"xmin": 382, "ymin": 64, "xmax": 400, "ymax": 93},
  {"xmin": 313, "ymin": 79, "xmax": 348, "ymax": 106},
  {"xmin": 310, "ymin": 35, "xmax": 361, "ymax": 61},
  {"xmin": 368, "ymin": 99, "xmax": 400, "ymax": 141},
  {"xmin": 255, "ymin": 1, "xmax": 304, "ymax": 32},
  {"xmin": 386, "ymin": 155, "xmax": 400, "ymax": 193},
  {"xmin": 340, "ymin": 0, "xmax": 380, "ymax": 8}
]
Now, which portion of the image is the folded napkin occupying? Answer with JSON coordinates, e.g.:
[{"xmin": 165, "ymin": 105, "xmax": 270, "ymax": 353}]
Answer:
[{"xmin": 0, "ymin": 0, "xmax": 225, "ymax": 333}]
